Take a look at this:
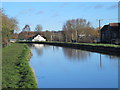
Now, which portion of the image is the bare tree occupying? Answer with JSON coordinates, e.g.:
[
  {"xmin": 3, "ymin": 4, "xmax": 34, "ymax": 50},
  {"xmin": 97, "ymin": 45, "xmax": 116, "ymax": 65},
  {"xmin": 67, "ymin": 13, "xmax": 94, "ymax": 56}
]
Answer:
[
  {"xmin": 35, "ymin": 24, "xmax": 42, "ymax": 31},
  {"xmin": 62, "ymin": 18, "xmax": 98, "ymax": 43},
  {"xmin": 22, "ymin": 25, "xmax": 30, "ymax": 32}
]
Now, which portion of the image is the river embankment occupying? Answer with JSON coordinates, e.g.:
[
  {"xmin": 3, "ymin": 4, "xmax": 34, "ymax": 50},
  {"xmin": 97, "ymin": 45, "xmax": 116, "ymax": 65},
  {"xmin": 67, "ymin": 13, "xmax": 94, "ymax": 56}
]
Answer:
[
  {"xmin": 2, "ymin": 43, "xmax": 38, "ymax": 88},
  {"xmin": 18, "ymin": 41, "xmax": 120, "ymax": 56}
]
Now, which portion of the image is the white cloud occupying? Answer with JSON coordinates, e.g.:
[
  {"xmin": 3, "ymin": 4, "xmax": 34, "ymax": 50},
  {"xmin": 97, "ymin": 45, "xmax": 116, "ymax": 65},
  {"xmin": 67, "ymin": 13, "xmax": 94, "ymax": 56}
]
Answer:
[
  {"xmin": 108, "ymin": 4, "xmax": 119, "ymax": 9},
  {"xmin": 37, "ymin": 11, "xmax": 44, "ymax": 14},
  {"xmin": 15, "ymin": 8, "xmax": 35, "ymax": 17},
  {"xmin": 94, "ymin": 5, "xmax": 104, "ymax": 9}
]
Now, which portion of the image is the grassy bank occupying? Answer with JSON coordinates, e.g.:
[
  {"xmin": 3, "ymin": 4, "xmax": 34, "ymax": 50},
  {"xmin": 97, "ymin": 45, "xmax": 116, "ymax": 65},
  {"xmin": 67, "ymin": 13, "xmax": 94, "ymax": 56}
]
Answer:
[
  {"xmin": 18, "ymin": 41, "xmax": 120, "ymax": 56},
  {"xmin": 18, "ymin": 41, "xmax": 120, "ymax": 48},
  {"xmin": 56, "ymin": 41, "xmax": 120, "ymax": 48},
  {"xmin": 0, "ymin": 45, "xmax": 2, "ymax": 90},
  {"xmin": 75, "ymin": 43, "xmax": 120, "ymax": 48},
  {"xmin": 2, "ymin": 43, "xmax": 38, "ymax": 88}
]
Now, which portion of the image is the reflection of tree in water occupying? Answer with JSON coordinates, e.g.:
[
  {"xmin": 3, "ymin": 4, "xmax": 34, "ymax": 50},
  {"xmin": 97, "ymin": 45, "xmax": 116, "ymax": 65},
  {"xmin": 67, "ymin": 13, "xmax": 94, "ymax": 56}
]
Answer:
[
  {"xmin": 27, "ymin": 44, "xmax": 33, "ymax": 47},
  {"xmin": 106, "ymin": 55, "xmax": 120, "ymax": 60},
  {"xmin": 32, "ymin": 44, "xmax": 44, "ymax": 56},
  {"xmin": 62, "ymin": 47, "xmax": 90, "ymax": 61}
]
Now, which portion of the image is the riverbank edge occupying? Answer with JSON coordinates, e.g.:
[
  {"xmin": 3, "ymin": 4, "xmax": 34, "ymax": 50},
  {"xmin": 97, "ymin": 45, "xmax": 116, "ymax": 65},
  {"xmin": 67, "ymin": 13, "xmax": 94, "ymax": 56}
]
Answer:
[
  {"xmin": 23, "ymin": 44, "xmax": 38, "ymax": 88},
  {"xmin": 2, "ymin": 43, "xmax": 38, "ymax": 88},
  {"xmin": 18, "ymin": 41, "xmax": 120, "ymax": 56}
]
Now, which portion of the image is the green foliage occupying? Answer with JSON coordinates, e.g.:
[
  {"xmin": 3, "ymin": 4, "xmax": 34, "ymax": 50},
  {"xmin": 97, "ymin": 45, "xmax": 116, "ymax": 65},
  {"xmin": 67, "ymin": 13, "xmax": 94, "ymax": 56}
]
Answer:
[
  {"xmin": 2, "ymin": 10, "xmax": 18, "ymax": 47},
  {"xmin": 2, "ymin": 43, "xmax": 38, "ymax": 88},
  {"xmin": 76, "ymin": 43, "xmax": 120, "ymax": 48},
  {"xmin": 0, "ymin": 47, "xmax": 2, "ymax": 90},
  {"xmin": 20, "ymin": 41, "xmax": 120, "ymax": 48}
]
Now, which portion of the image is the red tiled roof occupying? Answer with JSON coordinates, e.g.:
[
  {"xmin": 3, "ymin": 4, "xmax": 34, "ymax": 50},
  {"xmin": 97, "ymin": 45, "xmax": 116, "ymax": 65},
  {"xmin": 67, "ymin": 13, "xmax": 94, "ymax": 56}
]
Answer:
[{"xmin": 109, "ymin": 23, "xmax": 120, "ymax": 26}]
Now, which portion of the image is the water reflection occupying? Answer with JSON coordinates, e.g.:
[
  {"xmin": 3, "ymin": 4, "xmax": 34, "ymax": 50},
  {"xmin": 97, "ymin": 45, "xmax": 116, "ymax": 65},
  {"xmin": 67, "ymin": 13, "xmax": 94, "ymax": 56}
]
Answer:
[
  {"xmin": 30, "ymin": 44, "xmax": 119, "ymax": 88},
  {"xmin": 32, "ymin": 44, "xmax": 44, "ymax": 56},
  {"xmin": 107, "ymin": 55, "xmax": 120, "ymax": 60},
  {"xmin": 62, "ymin": 47, "xmax": 91, "ymax": 61},
  {"xmin": 100, "ymin": 54, "xmax": 102, "ymax": 68}
]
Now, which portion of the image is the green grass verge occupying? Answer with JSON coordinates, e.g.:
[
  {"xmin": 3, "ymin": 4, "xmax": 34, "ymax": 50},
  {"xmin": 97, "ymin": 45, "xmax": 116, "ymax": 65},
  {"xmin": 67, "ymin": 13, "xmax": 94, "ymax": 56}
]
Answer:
[
  {"xmin": 2, "ymin": 43, "xmax": 38, "ymax": 88},
  {"xmin": 74, "ymin": 43, "xmax": 120, "ymax": 48},
  {"xmin": 20, "ymin": 41, "xmax": 120, "ymax": 48},
  {"xmin": 0, "ymin": 45, "xmax": 2, "ymax": 90}
]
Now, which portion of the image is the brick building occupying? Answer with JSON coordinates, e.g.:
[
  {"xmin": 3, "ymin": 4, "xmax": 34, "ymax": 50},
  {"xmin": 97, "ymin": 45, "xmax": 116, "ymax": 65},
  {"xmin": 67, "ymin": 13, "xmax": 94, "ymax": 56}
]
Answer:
[{"xmin": 100, "ymin": 23, "xmax": 120, "ymax": 44}]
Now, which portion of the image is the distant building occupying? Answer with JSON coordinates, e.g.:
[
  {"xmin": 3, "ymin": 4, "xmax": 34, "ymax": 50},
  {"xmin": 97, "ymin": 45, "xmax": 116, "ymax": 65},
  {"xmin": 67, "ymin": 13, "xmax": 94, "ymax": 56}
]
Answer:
[
  {"xmin": 10, "ymin": 39, "xmax": 16, "ymax": 43},
  {"xmin": 100, "ymin": 23, "xmax": 120, "ymax": 44},
  {"xmin": 32, "ymin": 34, "xmax": 46, "ymax": 41}
]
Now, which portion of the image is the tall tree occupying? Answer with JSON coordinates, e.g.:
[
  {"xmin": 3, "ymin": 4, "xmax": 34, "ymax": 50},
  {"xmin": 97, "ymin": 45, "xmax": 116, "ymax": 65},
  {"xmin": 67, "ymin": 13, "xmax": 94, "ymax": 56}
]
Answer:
[
  {"xmin": 35, "ymin": 24, "xmax": 42, "ymax": 31},
  {"xmin": 22, "ymin": 25, "xmax": 30, "ymax": 32},
  {"xmin": 62, "ymin": 18, "xmax": 98, "ymax": 43},
  {"xmin": 2, "ymin": 9, "xmax": 18, "ymax": 46}
]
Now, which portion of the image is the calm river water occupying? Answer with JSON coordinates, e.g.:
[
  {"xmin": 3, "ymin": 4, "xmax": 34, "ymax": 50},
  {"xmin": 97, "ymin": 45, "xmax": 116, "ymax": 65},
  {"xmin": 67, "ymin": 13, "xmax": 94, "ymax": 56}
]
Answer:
[{"xmin": 29, "ymin": 44, "xmax": 119, "ymax": 88}]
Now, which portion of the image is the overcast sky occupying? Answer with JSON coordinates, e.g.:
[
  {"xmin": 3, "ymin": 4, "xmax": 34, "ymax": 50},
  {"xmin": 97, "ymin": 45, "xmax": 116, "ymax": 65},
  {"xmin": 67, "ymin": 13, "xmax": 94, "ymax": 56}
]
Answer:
[{"xmin": 2, "ymin": 2, "xmax": 119, "ymax": 31}]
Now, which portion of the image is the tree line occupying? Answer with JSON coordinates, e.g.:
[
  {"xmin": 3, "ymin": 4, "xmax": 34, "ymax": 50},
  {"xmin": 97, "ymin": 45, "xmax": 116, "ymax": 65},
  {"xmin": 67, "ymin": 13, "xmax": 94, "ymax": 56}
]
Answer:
[
  {"xmin": 1, "ymin": 9, "xmax": 43, "ymax": 47},
  {"xmin": 62, "ymin": 18, "xmax": 99, "ymax": 43},
  {"xmin": 1, "ymin": 9, "xmax": 100, "ymax": 46},
  {"xmin": 17, "ymin": 18, "xmax": 99, "ymax": 43},
  {"xmin": 22, "ymin": 24, "xmax": 42, "ymax": 32}
]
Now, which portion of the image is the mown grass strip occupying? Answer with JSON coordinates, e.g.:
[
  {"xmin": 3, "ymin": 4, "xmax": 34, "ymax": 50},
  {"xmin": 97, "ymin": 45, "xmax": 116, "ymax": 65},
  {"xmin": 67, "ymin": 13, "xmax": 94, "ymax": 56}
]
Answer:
[
  {"xmin": 0, "ymin": 45, "xmax": 2, "ymax": 90},
  {"xmin": 2, "ymin": 43, "xmax": 37, "ymax": 88},
  {"xmin": 74, "ymin": 43, "xmax": 120, "ymax": 48},
  {"xmin": 18, "ymin": 41, "xmax": 120, "ymax": 48}
]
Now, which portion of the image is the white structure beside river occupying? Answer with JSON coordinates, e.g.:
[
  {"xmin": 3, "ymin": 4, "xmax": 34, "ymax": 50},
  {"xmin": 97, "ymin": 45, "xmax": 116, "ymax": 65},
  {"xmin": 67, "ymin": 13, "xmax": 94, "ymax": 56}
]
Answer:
[{"xmin": 32, "ymin": 34, "xmax": 46, "ymax": 41}]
